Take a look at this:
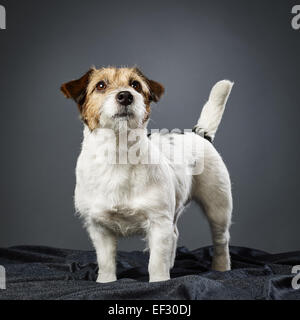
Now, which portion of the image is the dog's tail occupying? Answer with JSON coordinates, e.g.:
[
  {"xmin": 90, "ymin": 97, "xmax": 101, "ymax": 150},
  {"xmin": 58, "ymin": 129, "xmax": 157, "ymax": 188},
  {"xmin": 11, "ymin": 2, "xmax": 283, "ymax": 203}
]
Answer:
[{"xmin": 193, "ymin": 80, "xmax": 234, "ymax": 142}]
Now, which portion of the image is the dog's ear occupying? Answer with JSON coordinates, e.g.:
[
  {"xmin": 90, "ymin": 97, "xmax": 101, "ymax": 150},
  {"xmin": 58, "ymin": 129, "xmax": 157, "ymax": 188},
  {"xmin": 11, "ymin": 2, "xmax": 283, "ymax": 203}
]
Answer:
[
  {"xmin": 147, "ymin": 79, "xmax": 165, "ymax": 103},
  {"xmin": 60, "ymin": 69, "xmax": 93, "ymax": 110},
  {"xmin": 134, "ymin": 68, "xmax": 165, "ymax": 103}
]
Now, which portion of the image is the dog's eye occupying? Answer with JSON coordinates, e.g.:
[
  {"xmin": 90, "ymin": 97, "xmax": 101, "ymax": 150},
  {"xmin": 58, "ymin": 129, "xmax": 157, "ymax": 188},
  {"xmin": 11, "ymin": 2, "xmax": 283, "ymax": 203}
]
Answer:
[
  {"xmin": 96, "ymin": 81, "xmax": 107, "ymax": 91},
  {"xmin": 131, "ymin": 80, "xmax": 141, "ymax": 92}
]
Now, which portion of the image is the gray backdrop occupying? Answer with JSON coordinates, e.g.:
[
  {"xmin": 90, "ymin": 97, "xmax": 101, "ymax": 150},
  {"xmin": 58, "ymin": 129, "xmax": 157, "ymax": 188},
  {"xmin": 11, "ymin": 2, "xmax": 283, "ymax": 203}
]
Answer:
[{"xmin": 0, "ymin": 0, "xmax": 299, "ymax": 253}]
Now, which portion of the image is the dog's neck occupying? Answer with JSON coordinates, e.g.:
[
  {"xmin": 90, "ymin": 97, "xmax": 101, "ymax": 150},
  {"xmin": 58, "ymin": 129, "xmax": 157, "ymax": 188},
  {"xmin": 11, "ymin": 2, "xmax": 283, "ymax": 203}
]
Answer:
[{"xmin": 82, "ymin": 124, "xmax": 150, "ymax": 165}]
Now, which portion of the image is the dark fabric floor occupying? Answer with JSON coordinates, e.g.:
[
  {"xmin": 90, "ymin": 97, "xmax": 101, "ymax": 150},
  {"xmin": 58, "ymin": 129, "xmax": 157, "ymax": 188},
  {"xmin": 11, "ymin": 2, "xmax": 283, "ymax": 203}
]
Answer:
[{"xmin": 0, "ymin": 245, "xmax": 299, "ymax": 300}]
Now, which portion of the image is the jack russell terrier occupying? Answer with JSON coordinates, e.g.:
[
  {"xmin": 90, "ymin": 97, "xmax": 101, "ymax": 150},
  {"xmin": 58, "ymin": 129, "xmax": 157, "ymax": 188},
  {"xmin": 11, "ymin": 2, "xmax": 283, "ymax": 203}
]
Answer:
[{"xmin": 61, "ymin": 67, "xmax": 233, "ymax": 283}]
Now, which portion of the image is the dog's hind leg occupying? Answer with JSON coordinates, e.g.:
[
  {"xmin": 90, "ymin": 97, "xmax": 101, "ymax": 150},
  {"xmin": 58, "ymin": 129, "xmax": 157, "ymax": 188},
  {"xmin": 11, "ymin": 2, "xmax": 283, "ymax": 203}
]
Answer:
[
  {"xmin": 192, "ymin": 142, "xmax": 232, "ymax": 271},
  {"xmin": 170, "ymin": 225, "xmax": 179, "ymax": 269}
]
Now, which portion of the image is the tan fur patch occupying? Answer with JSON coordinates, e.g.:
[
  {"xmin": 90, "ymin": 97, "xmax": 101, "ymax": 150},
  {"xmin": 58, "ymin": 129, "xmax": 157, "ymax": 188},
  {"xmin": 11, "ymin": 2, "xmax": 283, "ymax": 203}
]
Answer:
[{"xmin": 61, "ymin": 67, "xmax": 165, "ymax": 130}]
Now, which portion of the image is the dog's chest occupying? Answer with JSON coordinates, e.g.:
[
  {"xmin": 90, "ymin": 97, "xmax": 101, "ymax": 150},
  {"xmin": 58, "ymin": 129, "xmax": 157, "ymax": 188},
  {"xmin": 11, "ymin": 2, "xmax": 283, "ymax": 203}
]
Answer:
[
  {"xmin": 75, "ymin": 151, "xmax": 162, "ymax": 235},
  {"xmin": 77, "ymin": 154, "xmax": 147, "ymax": 199}
]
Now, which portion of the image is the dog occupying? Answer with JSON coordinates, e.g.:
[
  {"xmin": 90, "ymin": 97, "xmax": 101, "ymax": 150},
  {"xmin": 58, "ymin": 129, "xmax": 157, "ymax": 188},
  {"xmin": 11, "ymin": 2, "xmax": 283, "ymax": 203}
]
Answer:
[{"xmin": 61, "ymin": 67, "xmax": 233, "ymax": 283}]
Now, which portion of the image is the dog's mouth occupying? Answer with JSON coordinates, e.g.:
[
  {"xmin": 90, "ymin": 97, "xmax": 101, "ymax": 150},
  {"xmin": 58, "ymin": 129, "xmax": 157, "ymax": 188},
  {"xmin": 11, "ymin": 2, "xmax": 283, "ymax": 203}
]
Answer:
[{"xmin": 113, "ymin": 111, "xmax": 134, "ymax": 119}]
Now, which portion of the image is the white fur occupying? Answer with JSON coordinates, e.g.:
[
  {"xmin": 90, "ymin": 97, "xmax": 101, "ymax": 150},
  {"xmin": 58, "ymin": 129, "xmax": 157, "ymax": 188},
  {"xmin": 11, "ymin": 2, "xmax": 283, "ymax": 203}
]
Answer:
[
  {"xmin": 194, "ymin": 80, "xmax": 233, "ymax": 141},
  {"xmin": 75, "ymin": 80, "xmax": 233, "ymax": 283}
]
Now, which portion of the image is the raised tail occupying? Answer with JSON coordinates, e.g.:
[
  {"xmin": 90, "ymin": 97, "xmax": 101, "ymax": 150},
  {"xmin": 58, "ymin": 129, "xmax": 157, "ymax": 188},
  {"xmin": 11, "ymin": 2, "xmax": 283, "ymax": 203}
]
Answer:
[{"xmin": 193, "ymin": 80, "xmax": 234, "ymax": 142}]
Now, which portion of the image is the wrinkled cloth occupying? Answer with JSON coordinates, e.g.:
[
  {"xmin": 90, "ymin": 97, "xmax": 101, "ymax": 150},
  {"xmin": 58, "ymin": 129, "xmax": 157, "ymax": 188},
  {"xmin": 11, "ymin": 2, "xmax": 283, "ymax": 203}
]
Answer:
[{"xmin": 0, "ymin": 245, "xmax": 299, "ymax": 300}]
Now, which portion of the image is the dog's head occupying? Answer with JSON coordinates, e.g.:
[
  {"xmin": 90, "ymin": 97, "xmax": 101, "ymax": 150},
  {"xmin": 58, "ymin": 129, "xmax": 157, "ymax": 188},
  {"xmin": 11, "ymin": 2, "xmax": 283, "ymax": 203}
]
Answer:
[{"xmin": 61, "ymin": 67, "xmax": 164, "ymax": 131}]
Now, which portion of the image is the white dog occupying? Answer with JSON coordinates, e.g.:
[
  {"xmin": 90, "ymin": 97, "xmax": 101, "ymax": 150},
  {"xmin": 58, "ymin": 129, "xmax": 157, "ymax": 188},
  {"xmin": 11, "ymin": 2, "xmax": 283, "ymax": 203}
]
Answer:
[{"xmin": 61, "ymin": 67, "xmax": 233, "ymax": 283}]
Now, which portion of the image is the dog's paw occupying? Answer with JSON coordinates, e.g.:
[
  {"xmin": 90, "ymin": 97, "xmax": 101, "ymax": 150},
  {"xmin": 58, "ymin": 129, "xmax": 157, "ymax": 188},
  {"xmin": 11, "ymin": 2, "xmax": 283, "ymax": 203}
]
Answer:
[
  {"xmin": 149, "ymin": 276, "xmax": 170, "ymax": 283},
  {"xmin": 96, "ymin": 275, "xmax": 117, "ymax": 283},
  {"xmin": 212, "ymin": 259, "xmax": 231, "ymax": 272},
  {"xmin": 212, "ymin": 264, "xmax": 231, "ymax": 272}
]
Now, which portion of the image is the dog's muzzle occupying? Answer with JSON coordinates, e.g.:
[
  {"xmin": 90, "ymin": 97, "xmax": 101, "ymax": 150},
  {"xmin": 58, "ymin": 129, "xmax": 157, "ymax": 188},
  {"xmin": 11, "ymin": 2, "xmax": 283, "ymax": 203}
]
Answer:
[
  {"xmin": 113, "ymin": 91, "xmax": 135, "ymax": 118},
  {"xmin": 116, "ymin": 91, "xmax": 134, "ymax": 106}
]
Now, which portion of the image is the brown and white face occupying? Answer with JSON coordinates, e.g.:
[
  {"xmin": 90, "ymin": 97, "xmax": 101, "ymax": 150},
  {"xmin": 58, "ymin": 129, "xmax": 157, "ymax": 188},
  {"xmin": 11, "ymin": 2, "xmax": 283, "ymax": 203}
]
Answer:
[{"xmin": 61, "ymin": 67, "xmax": 164, "ymax": 131}]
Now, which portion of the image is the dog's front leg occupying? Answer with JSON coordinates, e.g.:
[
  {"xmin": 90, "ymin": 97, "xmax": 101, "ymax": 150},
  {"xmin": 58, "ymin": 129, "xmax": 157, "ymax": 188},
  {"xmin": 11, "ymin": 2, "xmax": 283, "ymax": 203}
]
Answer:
[
  {"xmin": 88, "ymin": 223, "xmax": 117, "ymax": 283},
  {"xmin": 148, "ymin": 220, "xmax": 174, "ymax": 282}
]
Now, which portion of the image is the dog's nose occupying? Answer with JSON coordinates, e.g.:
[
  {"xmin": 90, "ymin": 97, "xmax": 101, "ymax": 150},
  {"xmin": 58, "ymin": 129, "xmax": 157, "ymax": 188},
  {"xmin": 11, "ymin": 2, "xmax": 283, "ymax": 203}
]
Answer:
[{"xmin": 116, "ymin": 91, "xmax": 134, "ymax": 106}]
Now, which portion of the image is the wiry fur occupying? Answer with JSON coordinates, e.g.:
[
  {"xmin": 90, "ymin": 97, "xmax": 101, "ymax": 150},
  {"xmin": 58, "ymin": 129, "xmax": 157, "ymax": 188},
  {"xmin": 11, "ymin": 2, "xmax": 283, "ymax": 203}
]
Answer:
[
  {"xmin": 194, "ymin": 80, "xmax": 233, "ymax": 141},
  {"xmin": 61, "ymin": 67, "xmax": 233, "ymax": 283}
]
